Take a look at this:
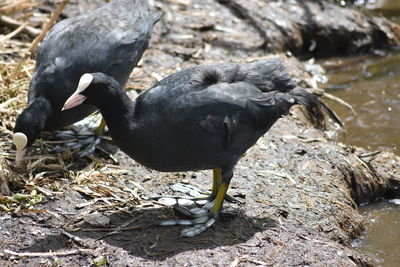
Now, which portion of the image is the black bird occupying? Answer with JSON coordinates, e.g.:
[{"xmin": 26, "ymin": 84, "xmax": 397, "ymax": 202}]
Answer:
[
  {"xmin": 62, "ymin": 59, "xmax": 319, "ymax": 237},
  {"xmin": 13, "ymin": 0, "xmax": 163, "ymax": 166}
]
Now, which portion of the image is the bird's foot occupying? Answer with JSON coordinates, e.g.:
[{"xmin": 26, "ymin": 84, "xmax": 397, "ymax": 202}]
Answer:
[
  {"xmin": 151, "ymin": 183, "xmax": 241, "ymax": 208},
  {"xmin": 153, "ymin": 183, "xmax": 239, "ymax": 237},
  {"xmin": 151, "ymin": 195, "xmax": 210, "ymax": 208},
  {"xmin": 158, "ymin": 200, "xmax": 220, "ymax": 237},
  {"xmin": 51, "ymin": 127, "xmax": 102, "ymax": 157}
]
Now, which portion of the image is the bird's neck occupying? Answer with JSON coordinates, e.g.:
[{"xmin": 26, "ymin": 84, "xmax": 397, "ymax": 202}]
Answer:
[
  {"xmin": 27, "ymin": 97, "xmax": 52, "ymax": 128},
  {"xmin": 14, "ymin": 97, "xmax": 51, "ymax": 146},
  {"xmin": 96, "ymin": 88, "xmax": 138, "ymax": 134}
]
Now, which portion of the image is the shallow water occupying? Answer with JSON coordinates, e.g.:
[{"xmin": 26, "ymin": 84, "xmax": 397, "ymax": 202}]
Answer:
[
  {"xmin": 352, "ymin": 200, "xmax": 400, "ymax": 266},
  {"xmin": 321, "ymin": 51, "xmax": 400, "ymax": 153},
  {"xmin": 322, "ymin": 48, "xmax": 400, "ymax": 267},
  {"xmin": 321, "ymin": 3, "xmax": 400, "ymax": 265}
]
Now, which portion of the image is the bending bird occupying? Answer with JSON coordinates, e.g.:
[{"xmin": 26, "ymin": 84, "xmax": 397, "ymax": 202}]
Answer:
[
  {"xmin": 62, "ymin": 59, "xmax": 319, "ymax": 237},
  {"xmin": 13, "ymin": 0, "xmax": 163, "ymax": 166}
]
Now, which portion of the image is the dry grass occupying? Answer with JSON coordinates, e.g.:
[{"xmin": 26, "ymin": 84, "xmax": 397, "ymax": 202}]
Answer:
[{"xmin": 0, "ymin": 37, "xmax": 35, "ymax": 197}]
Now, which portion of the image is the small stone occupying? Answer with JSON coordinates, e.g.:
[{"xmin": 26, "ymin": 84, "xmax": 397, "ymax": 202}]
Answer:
[
  {"xmin": 177, "ymin": 198, "xmax": 195, "ymax": 206},
  {"xmin": 157, "ymin": 197, "xmax": 178, "ymax": 206},
  {"xmin": 93, "ymin": 256, "xmax": 107, "ymax": 266},
  {"xmin": 83, "ymin": 212, "xmax": 110, "ymax": 227},
  {"xmin": 389, "ymin": 199, "xmax": 400, "ymax": 205}
]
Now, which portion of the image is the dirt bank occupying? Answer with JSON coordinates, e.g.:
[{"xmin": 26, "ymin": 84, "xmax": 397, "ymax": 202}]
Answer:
[{"xmin": 0, "ymin": 1, "xmax": 399, "ymax": 266}]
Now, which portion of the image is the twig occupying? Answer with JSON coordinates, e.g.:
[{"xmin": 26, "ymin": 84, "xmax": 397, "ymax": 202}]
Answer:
[
  {"xmin": 0, "ymin": 15, "xmax": 41, "ymax": 38},
  {"xmin": 229, "ymin": 255, "xmax": 269, "ymax": 267},
  {"xmin": 80, "ymin": 216, "xmax": 143, "ymax": 241},
  {"xmin": 3, "ymin": 248, "xmax": 92, "ymax": 258},
  {"xmin": 0, "ymin": 1, "xmax": 38, "ymax": 14},
  {"xmin": 11, "ymin": 0, "xmax": 70, "ymax": 79},
  {"xmin": 358, "ymin": 150, "xmax": 381, "ymax": 158},
  {"xmin": 257, "ymin": 170, "xmax": 296, "ymax": 184},
  {"xmin": 62, "ymin": 231, "xmax": 90, "ymax": 248},
  {"xmin": 318, "ymin": 99, "xmax": 344, "ymax": 127},
  {"xmin": 28, "ymin": 0, "xmax": 70, "ymax": 55},
  {"xmin": 229, "ymin": 257, "xmax": 240, "ymax": 267},
  {"xmin": 0, "ymin": 22, "xmax": 28, "ymax": 43},
  {"xmin": 321, "ymin": 92, "xmax": 357, "ymax": 116},
  {"xmin": 80, "ymin": 224, "xmax": 142, "ymax": 232},
  {"xmin": 0, "ymin": 96, "xmax": 20, "ymax": 111},
  {"xmin": 94, "ymin": 225, "xmax": 143, "ymax": 240}
]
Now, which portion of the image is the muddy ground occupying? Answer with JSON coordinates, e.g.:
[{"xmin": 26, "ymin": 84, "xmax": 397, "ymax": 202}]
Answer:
[{"xmin": 0, "ymin": 0, "xmax": 399, "ymax": 266}]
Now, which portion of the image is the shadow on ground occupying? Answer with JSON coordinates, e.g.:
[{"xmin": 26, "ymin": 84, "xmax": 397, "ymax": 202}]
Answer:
[{"xmin": 23, "ymin": 206, "xmax": 277, "ymax": 260}]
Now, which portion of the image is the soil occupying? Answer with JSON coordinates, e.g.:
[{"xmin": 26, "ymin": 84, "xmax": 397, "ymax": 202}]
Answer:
[{"xmin": 0, "ymin": 1, "xmax": 399, "ymax": 266}]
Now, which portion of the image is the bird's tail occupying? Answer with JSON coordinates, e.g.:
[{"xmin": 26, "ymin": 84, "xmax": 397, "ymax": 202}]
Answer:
[
  {"xmin": 290, "ymin": 87, "xmax": 343, "ymax": 127},
  {"xmin": 287, "ymin": 87, "xmax": 329, "ymax": 128},
  {"xmin": 290, "ymin": 87, "xmax": 320, "ymax": 108}
]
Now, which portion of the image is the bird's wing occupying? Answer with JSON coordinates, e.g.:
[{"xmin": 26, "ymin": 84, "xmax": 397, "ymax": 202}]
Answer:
[
  {"xmin": 167, "ymin": 81, "xmax": 291, "ymax": 130},
  {"xmin": 160, "ymin": 81, "xmax": 297, "ymax": 151},
  {"xmin": 135, "ymin": 65, "xmax": 215, "ymax": 112},
  {"xmin": 219, "ymin": 58, "xmax": 297, "ymax": 93},
  {"xmin": 138, "ymin": 60, "xmax": 297, "ymax": 121}
]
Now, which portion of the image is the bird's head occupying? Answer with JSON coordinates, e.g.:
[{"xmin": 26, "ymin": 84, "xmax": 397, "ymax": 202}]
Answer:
[
  {"xmin": 13, "ymin": 132, "xmax": 28, "ymax": 167},
  {"xmin": 62, "ymin": 73, "xmax": 119, "ymax": 111},
  {"xmin": 13, "ymin": 106, "xmax": 46, "ymax": 166}
]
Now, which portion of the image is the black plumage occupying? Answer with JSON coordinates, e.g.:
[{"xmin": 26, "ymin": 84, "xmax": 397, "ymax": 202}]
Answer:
[
  {"xmin": 62, "ymin": 58, "xmax": 319, "ymax": 237},
  {"xmin": 13, "ymin": 0, "xmax": 162, "ymax": 165}
]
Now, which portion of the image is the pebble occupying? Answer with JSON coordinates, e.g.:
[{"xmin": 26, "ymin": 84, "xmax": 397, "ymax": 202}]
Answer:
[{"xmin": 83, "ymin": 211, "xmax": 111, "ymax": 227}]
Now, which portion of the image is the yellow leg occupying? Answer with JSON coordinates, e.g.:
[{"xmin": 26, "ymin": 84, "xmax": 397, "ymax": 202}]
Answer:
[
  {"xmin": 209, "ymin": 180, "xmax": 230, "ymax": 216},
  {"xmin": 95, "ymin": 118, "xmax": 106, "ymax": 136},
  {"xmin": 164, "ymin": 168, "xmax": 233, "ymax": 237},
  {"xmin": 211, "ymin": 168, "xmax": 222, "ymax": 196}
]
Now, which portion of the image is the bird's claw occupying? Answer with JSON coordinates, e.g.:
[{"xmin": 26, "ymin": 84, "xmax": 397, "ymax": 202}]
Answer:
[
  {"xmin": 150, "ymin": 195, "xmax": 209, "ymax": 207},
  {"xmin": 158, "ymin": 204, "xmax": 219, "ymax": 237},
  {"xmin": 180, "ymin": 217, "xmax": 217, "ymax": 237},
  {"xmin": 151, "ymin": 183, "xmax": 241, "ymax": 207},
  {"xmin": 157, "ymin": 198, "xmax": 220, "ymax": 237},
  {"xmin": 173, "ymin": 204, "xmax": 209, "ymax": 217},
  {"xmin": 153, "ymin": 183, "xmax": 239, "ymax": 237},
  {"xmin": 51, "ymin": 128, "xmax": 102, "ymax": 157}
]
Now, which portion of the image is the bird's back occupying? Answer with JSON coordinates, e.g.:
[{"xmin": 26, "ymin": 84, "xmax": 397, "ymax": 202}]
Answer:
[
  {"xmin": 29, "ymin": 0, "xmax": 162, "ymax": 129},
  {"xmin": 35, "ymin": 0, "xmax": 161, "ymax": 89},
  {"xmin": 136, "ymin": 58, "xmax": 297, "ymax": 114},
  {"xmin": 128, "ymin": 59, "xmax": 312, "ymax": 171}
]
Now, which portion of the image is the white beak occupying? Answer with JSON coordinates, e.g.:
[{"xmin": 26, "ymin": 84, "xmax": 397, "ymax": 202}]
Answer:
[
  {"xmin": 13, "ymin": 132, "xmax": 28, "ymax": 167},
  {"xmin": 62, "ymin": 92, "xmax": 87, "ymax": 111},
  {"xmin": 15, "ymin": 148, "xmax": 27, "ymax": 167},
  {"xmin": 62, "ymin": 73, "xmax": 93, "ymax": 111}
]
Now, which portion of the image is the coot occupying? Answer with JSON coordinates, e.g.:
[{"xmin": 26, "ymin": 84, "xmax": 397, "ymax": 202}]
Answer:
[
  {"xmin": 13, "ymin": 0, "xmax": 163, "ymax": 166},
  {"xmin": 63, "ymin": 59, "xmax": 319, "ymax": 237}
]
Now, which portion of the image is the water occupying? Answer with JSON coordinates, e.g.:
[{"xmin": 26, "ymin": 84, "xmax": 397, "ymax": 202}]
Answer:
[
  {"xmin": 352, "ymin": 200, "xmax": 400, "ymax": 266},
  {"xmin": 355, "ymin": 0, "xmax": 400, "ymax": 23},
  {"xmin": 353, "ymin": 0, "xmax": 400, "ymax": 12},
  {"xmin": 321, "ymin": 3, "xmax": 400, "ymax": 266},
  {"xmin": 322, "ymin": 46, "xmax": 400, "ymax": 267},
  {"xmin": 321, "ymin": 51, "xmax": 400, "ymax": 153}
]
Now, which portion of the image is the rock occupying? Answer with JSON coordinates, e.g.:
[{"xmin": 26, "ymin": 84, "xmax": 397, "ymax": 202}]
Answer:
[{"xmin": 83, "ymin": 212, "xmax": 110, "ymax": 227}]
